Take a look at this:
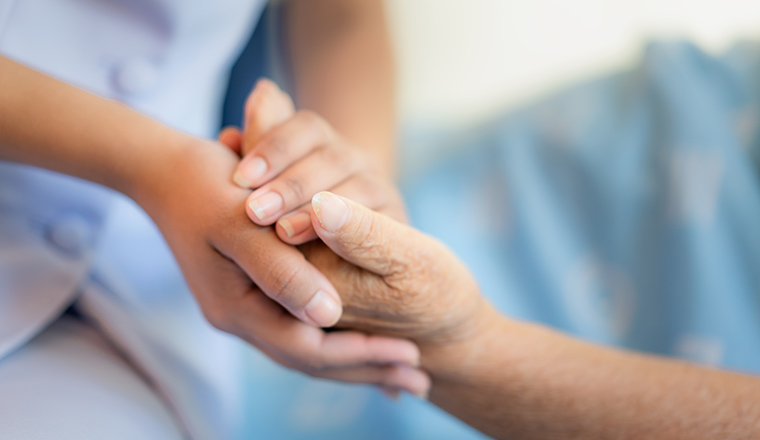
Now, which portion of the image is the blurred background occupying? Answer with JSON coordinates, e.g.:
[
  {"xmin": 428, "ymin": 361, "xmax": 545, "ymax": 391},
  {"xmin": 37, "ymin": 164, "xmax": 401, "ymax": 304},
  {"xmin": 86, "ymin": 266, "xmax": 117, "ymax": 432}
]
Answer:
[{"xmin": 386, "ymin": 0, "xmax": 760, "ymax": 129}]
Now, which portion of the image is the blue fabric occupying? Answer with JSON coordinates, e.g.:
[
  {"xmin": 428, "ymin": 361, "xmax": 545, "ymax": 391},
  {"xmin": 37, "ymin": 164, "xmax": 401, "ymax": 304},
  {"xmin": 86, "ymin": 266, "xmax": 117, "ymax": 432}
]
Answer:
[
  {"xmin": 221, "ymin": 4, "xmax": 271, "ymax": 129},
  {"xmin": 403, "ymin": 41, "xmax": 760, "ymax": 371}
]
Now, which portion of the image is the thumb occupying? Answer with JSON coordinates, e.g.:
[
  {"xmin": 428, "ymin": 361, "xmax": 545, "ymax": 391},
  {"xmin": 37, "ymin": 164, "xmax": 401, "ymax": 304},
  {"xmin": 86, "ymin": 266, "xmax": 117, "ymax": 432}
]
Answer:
[{"xmin": 311, "ymin": 191, "xmax": 414, "ymax": 276}]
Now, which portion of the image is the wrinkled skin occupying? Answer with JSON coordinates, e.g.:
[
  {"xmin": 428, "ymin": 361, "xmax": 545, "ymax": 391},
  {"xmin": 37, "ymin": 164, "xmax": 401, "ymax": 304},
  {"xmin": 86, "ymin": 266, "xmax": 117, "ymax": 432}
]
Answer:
[{"xmin": 299, "ymin": 194, "xmax": 496, "ymax": 358}]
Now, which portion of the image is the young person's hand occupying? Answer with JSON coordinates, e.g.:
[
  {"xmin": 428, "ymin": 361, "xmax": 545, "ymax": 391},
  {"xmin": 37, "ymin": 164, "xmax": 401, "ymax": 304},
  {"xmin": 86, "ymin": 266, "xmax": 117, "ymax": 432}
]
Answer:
[
  {"xmin": 139, "ymin": 139, "xmax": 428, "ymax": 396},
  {"xmin": 0, "ymin": 55, "xmax": 429, "ymax": 396},
  {"xmin": 219, "ymin": 79, "xmax": 405, "ymax": 246}
]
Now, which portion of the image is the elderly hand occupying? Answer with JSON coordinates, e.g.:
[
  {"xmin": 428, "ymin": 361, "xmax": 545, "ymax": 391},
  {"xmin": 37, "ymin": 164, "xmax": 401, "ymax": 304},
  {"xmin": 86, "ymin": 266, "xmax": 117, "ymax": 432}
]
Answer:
[
  {"xmin": 300, "ymin": 192, "xmax": 760, "ymax": 440},
  {"xmin": 300, "ymin": 191, "xmax": 500, "ymax": 376}
]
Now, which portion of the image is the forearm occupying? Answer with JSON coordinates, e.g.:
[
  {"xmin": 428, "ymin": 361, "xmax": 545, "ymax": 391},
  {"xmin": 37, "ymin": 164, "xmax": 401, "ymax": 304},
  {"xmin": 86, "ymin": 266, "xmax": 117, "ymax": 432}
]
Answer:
[
  {"xmin": 427, "ymin": 317, "xmax": 760, "ymax": 439},
  {"xmin": 283, "ymin": 0, "xmax": 396, "ymax": 175},
  {"xmin": 0, "ymin": 56, "xmax": 187, "ymax": 203}
]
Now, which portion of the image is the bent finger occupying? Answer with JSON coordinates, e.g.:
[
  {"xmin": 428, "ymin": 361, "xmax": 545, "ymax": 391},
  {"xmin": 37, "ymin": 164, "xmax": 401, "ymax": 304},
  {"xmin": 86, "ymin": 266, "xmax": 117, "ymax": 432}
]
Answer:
[
  {"xmin": 313, "ymin": 365, "xmax": 430, "ymax": 398},
  {"xmin": 234, "ymin": 110, "xmax": 333, "ymax": 189},
  {"xmin": 244, "ymin": 146, "xmax": 360, "ymax": 225},
  {"xmin": 227, "ymin": 289, "xmax": 422, "ymax": 370},
  {"xmin": 276, "ymin": 175, "xmax": 403, "ymax": 245}
]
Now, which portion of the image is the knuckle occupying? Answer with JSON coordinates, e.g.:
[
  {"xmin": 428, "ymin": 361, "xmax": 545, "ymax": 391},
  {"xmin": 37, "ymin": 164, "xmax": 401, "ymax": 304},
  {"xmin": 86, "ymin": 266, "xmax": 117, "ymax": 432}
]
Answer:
[
  {"xmin": 262, "ymin": 135, "xmax": 287, "ymax": 157},
  {"xmin": 342, "ymin": 213, "xmax": 373, "ymax": 254},
  {"xmin": 345, "ymin": 272, "xmax": 391, "ymax": 307},
  {"xmin": 264, "ymin": 254, "xmax": 306, "ymax": 305},
  {"xmin": 322, "ymin": 143, "xmax": 355, "ymax": 172},
  {"xmin": 386, "ymin": 245, "xmax": 434, "ymax": 295},
  {"xmin": 387, "ymin": 267, "xmax": 418, "ymax": 297},
  {"xmin": 280, "ymin": 359, "xmax": 313, "ymax": 376},
  {"xmin": 316, "ymin": 143, "xmax": 338, "ymax": 162},
  {"xmin": 280, "ymin": 175, "xmax": 306, "ymax": 202},
  {"xmin": 377, "ymin": 366, "xmax": 403, "ymax": 387},
  {"xmin": 298, "ymin": 110, "xmax": 321, "ymax": 126},
  {"xmin": 202, "ymin": 303, "xmax": 235, "ymax": 333},
  {"xmin": 344, "ymin": 147, "xmax": 365, "ymax": 170},
  {"xmin": 264, "ymin": 350, "xmax": 309, "ymax": 373},
  {"xmin": 283, "ymin": 344, "xmax": 324, "ymax": 373},
  {"xmin": 298, "ymin": 110, "xmax": 331, "ymax": 140},
  {"xmin": 347, "ymin": 175, "xmax": 377, "ymax": 200},
  {"xmin": 349, "ymin": 174, "xmax": 393, "ymax": 209},
  {"xmin": 274, "ymin": 357, "xmax": 298, "ymax": 371},
  {"xmin": 298, "ymin": 356, "xmax": 325, "ymax": 374},
  {"xmin": 349, "ymin": 214, "xmax": 402, "ymax": 274}
]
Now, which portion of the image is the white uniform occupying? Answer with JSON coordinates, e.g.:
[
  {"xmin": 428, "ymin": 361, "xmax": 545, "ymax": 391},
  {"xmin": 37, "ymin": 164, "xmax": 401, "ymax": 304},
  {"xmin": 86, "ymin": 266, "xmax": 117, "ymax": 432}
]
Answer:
[{"xmin": 0, "ymin": 1, "xmax": 265, "ymax": 438}]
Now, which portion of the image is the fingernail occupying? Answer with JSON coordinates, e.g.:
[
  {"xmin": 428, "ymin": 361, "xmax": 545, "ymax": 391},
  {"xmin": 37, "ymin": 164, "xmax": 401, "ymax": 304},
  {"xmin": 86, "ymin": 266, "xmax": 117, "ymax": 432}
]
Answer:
[
  {"xmin": 248, "ymin": 191, "xmax": 283, "ymax": 220},
  {"xmin": 278, "ymin": 212, "xmax": 312, "ymax": 238},
  {"xmin": 304, "ymin": 289, "xmax": 342, "ymax": 327},
  {"xmin": 312, "ymin": 192, "xmax": 349, "ymax": 232},
  {"xmin": 234, "ymin": 156, "xmax": 268, "ymax": 188}
]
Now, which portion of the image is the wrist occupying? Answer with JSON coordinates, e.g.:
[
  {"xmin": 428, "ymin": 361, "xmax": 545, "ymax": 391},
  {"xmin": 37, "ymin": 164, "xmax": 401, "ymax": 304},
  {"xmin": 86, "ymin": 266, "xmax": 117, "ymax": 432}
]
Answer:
[
  {"xmin": 121, "ymin": 128, "xmax": 193, "ymax": 211},
  {"xmin": 421, "ymin": 303, "xmax": 514, "ymax": 382}
]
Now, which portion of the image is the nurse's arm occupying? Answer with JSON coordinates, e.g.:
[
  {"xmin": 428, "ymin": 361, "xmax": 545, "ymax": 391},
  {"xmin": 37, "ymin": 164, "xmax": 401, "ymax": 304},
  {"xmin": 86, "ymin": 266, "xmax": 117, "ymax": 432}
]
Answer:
[
  {"xmin": 0, "ymin": 55, "xmax": 177, "ymax": 198},
  {"xmin": 0, "ymin": 55, "xmax": 428, "ymax": 393},
  {"xmin": 306, "ymin": 191, "xmax": 760, "ymax": 440}
]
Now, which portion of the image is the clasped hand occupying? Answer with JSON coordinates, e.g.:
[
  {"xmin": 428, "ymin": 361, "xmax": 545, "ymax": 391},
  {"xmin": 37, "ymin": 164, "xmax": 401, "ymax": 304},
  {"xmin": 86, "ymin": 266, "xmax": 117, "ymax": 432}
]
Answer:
[{"xmin": 147, "ymin": 80, "xmax": 491, "ymax": 399}]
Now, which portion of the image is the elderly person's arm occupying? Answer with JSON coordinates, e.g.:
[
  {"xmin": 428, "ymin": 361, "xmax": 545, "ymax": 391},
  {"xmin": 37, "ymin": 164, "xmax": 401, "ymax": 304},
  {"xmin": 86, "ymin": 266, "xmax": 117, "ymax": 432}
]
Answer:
[{"xmin": 304, "ymin": 191, "xmax": 760, "ymax": 440}]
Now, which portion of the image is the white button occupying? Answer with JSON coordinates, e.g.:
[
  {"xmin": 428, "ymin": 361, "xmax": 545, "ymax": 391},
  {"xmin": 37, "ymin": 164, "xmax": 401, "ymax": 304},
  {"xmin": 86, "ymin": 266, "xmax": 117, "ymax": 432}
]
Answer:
[
  {"xmin": 47, "ymin": 215, "xmax": 93, "ymax": 257},
  {"xmin": 114, "ymin": 59, "xmax": 161, "ymax": 95}
]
